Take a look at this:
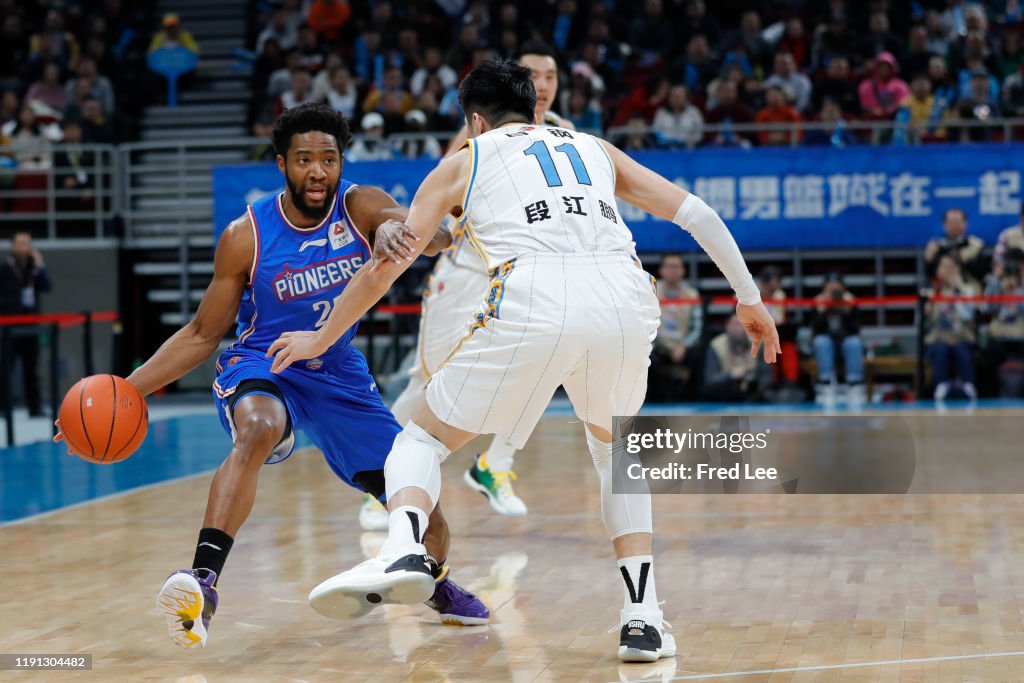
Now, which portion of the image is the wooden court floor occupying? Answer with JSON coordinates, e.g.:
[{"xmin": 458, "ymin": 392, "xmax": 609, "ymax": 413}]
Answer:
[{"xmin": 4, "ymin": 413, "xmax": 1024, "ymax": 682}]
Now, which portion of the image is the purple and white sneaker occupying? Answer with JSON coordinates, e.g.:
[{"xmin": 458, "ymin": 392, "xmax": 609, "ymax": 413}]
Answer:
[
  {"xmin": 157, "ymin": 569, "xmax": 219, "ymax": 648},
  {"xmin": 425, "ymin": 571, "xmax": 490, "ymax": 625}
]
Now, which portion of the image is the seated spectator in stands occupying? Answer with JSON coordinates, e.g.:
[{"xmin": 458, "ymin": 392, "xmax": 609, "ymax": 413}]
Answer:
[
  {"xmin": 29, "ymin": 10, "xmax": 79, "ymax": 76},
  {"xmin": 247, "ymin": 115, "xmax": 276, "ymax": 162},
  {"xmin": 858, "ymin": 52, "xmax": 910, "ymax": 119},
  {"xmin": 268, "ymin": 50, "xmax": 302, "ymax": 100},
  {"xmin": 701, "ymin": 314, "xmax": 773, "ymax": 402},
  {"xmin": 803, "ymin": 98, "xmax": 859, "ymax": 147},
  {"xmin": 395, "ymin": 109, "xmax": 442, "ymax": 160},
  {"xmin": 275, "ymin": 70, "xmax": 314, "ymax": 116},
  {"xmin": 306, "ymin": 0, "xmax": 351, "ymax": 43},
  {"xmin": 149, "ymin": 13, "xmax": 199, "ymax": 56},
  {"xmin": 347, "ymin": 112, "xmax": 392, "ymax": 162},
  {"xmin": 924, "ymin": 207, "xmax": 987, "ymax": 286},
  {"xmin": 926, "ymin": 254, "xmax": 979, "ymax": 400},
  {"xmin": 652, "ymin": 84, "xmax": 703, "ymax": 148},
  {"xmin": 858, "ymin": 12, "xmax": 904, "ymax": 66},
  {"xmin": 568, "ymin": 61, "xmax": 605, "ymax": 103},
  {"xmin": 955, "ymin": 68, "xmax": 1002, "ymax": 141},
  {"xmin": 411, "ymin": 47, "xmax": 457, "ymax": 97},
  {"xmin": 363, "ymin": 66, "xmax": 413, "ymax": 115},
  {"xmin": 952, "ymin": 32, "xmax": 1000, "ymax": 94},
  {"xmin": 812, "ymin": 56, "xmax": 858, "ymax": 116},
  {"xmin": 78, "ymin": 96, "xmax": 115, "ymax": 143},
  {"xmin": 676, "ymin": 34, "xmax": 718, "ymax": 97},
  {"xmin": 258, "ymin": 10, "xmax": 298, "ymax": 53},
  {"xmin": 0, "ymin": 90, "xmax": 19, "ymax": 129},
  {"xmin": 763, "ymin": 52, "xmax": 812, "ymax": 113},
  {"xmin": 1, "ymin": 105, "xmax": 53, "ymax": 169},
  {"xmin": 649, "ymin": 254, "xmax": 703, "ymax": 401},
  {"xmin": 924, "ymin": 9, "xmax": 951, "ymax": 56},
  {"xmin": 629, "ymin": 0, "xmax": 672, "ymax": 57},
  {"xmin": 904, "ymin": 26, "xmax": 938, "ymax": 81},
  {"xmin": 727, "ymin": 10, "xmax": 771, "ymax": 71},
  {"xmin": 707, "ymin": 62, "xmax": 747, "ymax": 109},
  {"xmin": 294, "ymin": 24, "xmax": 325, "ymax": 74},
  {"xmin": 815, "ymin": 14, "xmax": 856, "ymax": 70},
  {"xmin": 414, "ymin": 90, "xmax": 445, "ymax": 132},
  {"xmin": 999, "ymin": 31, "xmax": 1023, "ymax": 79},
  {"xmin": 611, "ymin": 75, "xmax": 669, "ymax": 126},
  {"xmin": 679, "ymin": 0, "xmax": 720, "ymax": 50},
  {"xmin": 0, "ymin": 15, "xmax": 29, "ymax": 89},
  {"xmin": 311, "ymin": 52, "xmax": 342, "ymax": 101},
  {"xmin": 1004, "ymin": 64, "xmax": 1024, "ymax": 117},
  {"xmin": 64, "ymin": 57, "xmax": 114, "ymax": 118},
  {"xmin": 811, "ymin": 273, "xmax": 864, "ymax": 403},
  {"xmin": 622, "ymin": 113, "xmax": 657, "ymax": 151},
  {"xmin": 704, "ymin": 81, "xmax": 755, "ymax": 146},
  {"xmin": 903, "ymin": 74, "xmax": 939, "ymax": 141},
  {"xmin": 565, "ymin": 87, "xmax": 603, "ymax": 133},
  {"xmin": 54, "ymin": 118, "xmax": 96, "ymax": 228},
  {"xmin": 983, "ymin": 255, "xmax": 1024, "ymax": 396},
  {"xmin": 324, "ymin": 66, "xmax": 357, "ymax": 119},
  {"xmin": 993, "ymin": 205, "xmax": 1024, "ymax": 275},
  {"xmin": 755, "ymin": 85, "xmax": 802, "ymax": 146},
  {"xmin": 758, "ymin": 266, "xmax": 787, "ymax": 327},
  {"xmin": 25, "ymin": 62, "xmax": 67, "ymax": 119},
  {"xmin": 779, "ymin": 18, "xmax": 810, "ymax": 68}
]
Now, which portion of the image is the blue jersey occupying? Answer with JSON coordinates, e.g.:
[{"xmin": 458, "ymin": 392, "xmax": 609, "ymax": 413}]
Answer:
[{"xmin": 236, "ymin": 181, "xmax": 370, "ymax": 355}]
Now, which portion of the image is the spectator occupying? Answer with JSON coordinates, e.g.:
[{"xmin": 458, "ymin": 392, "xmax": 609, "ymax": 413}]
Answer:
[
  {"xmin": 677, "ymin": 34, "xmax": 717, "ymax": 97},
  {"xmin": 78, "ymin": 96, "xmax": 115, "ymax": 144},
  {"xmin": 395, "ymin": 109, "xmax": 442, "ymax": 160},
  {"xmin": 652, "ymin": 84, "xmax": 703, "ymax": 148},
  {"xmin": 29, "ymin": 10, "xmax": 79, "ymax": 75},
  {"xmin": 815, "ymin": 14, "xmax": 856, "ymax": 69},
  {"xmin": 955, "ymin": 68, "xmax": 1002, "ymax": 141},
  {"xmin": 53, "ymin": 119, "xmax": 95, "ymax": 230},
  {"xmin": 362, "ymin": 66, "xmax": 413, "ymax": 115},
  {"xmin": 294, "ymin": 24, "xmax": 325, "ymax": 74},
  {"xmin": 701, "ymin": 314, "xmax": 772, "ymax": 402},
  {"xmin": 268, "ymin": 50, "xmax": 303, "ymax": 100},
  {"xmin": 247, "ymin": 115, "xmax": 276, "ymax": 162},
  {"xmin": 804, "ymin": 97, "xmax": 859, "ymax": 147},
  {"xmin": 729, "ymin": 11, "xmax": 771, "ymax": 71},
  {"xmin": 306, "ymin": 0, "xmax": 351, "ymax": 43},
  {"xmin": 629, "ymin": 0, "xmax": 672, "ymax": 56},
  {"xmin": 621, "ymin": 113, "xmax": 657, "ymax": 151},
  {"xmin": 993, "ymin": 205, "xmax": 1024, "ymax": 275},
  {"xmin": 410, "ymin": 47, "xmax": 457, "ymax": 97},
  {"xmin": 924, "ymin": 207, "xmax": 987, "ymax": 286},
  {"xmin": 0, "ymin": 231, "xmax": 52, "ymax": 416},
  {"xmin": 1, "ymin": 105, "xmax": 53, "ymax": 169},
  {"xmin": 763, "ymin": 52, "xmax": 812, "ymax": 113},
  {"xmin": 925, "ymin": 9, "xmax": 951, "ymax": 57},
  {"xmin": 704, "ymin": 81, "xmax": 755, "ymax": 146},
  {"xmin": 812, "ymin": 56, "xmax": 858, "ymax": 115},
  {"xmin": 565, "ymin": 87, "xmax": 603, "ymax": 133},
  {"xmin": 811, "ymin": 273, "xmax": 865, "ymax": 403},
  {"xmin": 148, "ymin": 13, "xmax": 199, "ymax": 56},
  {"xmin": 275, "ymin": 70, "xmax": 314, "ymax": 116},
  {"xmin": 0, "ymin": 90, "xmax": 19, "ymax": 129},
  {"xmin": 779, "ymin": 18, "xmax": 810, "ymax": 68},
  {"xmin": 612, "ymin": 75, "xmax": 669, "ymax": 126},
  {"xmin": 25, "ymin": 61, "xmax": 67, "ymax": 117},
  {"xmin": 903, "ymin": 25, "xmax": 938, "ymax": 80},
  {"xmin": 999, "ymin": 31, "xmax": 1023, "ymax": 79},
  {"xmin": 903, "ymin": 73, "xmax": 938, "ymax": 140},
  {"xmin": 983, "ymin": 255, "xmax": 1024, "ymax": 397},
  {"xmin": 1004, "ymin": 64, "xmax": 1024, "ymax": 117},
  {"xmin": 324, "ymin": 66, "xmax": 357, "ymax": 118},
  {"xmin": 858, "ymin": 52, "xmax": 910, "ymax": 119},
  {"xmin": 257, "ymin": 10, "xmax": 299, "ymax": 53},
  {"xmin": 568, "ymin": 60, "xmax": 605, "ymax": 102},
  {"xmin": 310, "ymin": 52, "xmax": 343, "ymax": 101},
  {"xmin": 0, "ymin": 15, "xmax": 29, "ymax": 87},
  {"xmin": 678, "ymin": 0, "xmax": 720, "ymax": 49},
  {"xmin": 64, "ymin": 57, "xmax": 114, "ymax": 117},
  {"xmin": 757, "ymin": 266, "xmax": 787, "ymax": 327},
  {"xmin": 925, "ymin": 253, "xmax": 978, "ymax": 400},
  {"xmin": 858, "ymin": 12, "xmax": 903, "ymax": 66},
  {"xmin": 347, "ymin": 112, "xmax": 392, "ymax": 161},
  {"xmin": 755, "ymin": 85, "xmax": 802, "ymax": 146},
  {"xmin": 649, "ymin": 254, "xmax": 703, "ymax": 401}
]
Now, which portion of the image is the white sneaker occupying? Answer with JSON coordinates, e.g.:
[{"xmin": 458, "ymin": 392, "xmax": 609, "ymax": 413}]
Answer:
[
  {"xmin": 815, "ymin": 383, "xmax": 837, "ymax": 406},
  {"xmin": 464, "ymin": 455, "xmax": 527, "ymax": 516},
  {"xmin": 616, "ymin": 609, "xmax": 676, "ymax": 663},
  {"xmin": 963, "ymin": 382, "xmax": 977, "ymax": 401},
  {"xmin": 358, "ymin": 494, "xmax": 389, "ymax": 531},
  {"xmin": 934, "ymin": 381, "xmax": 951, "ymax": 401},
  {"xmin": 308, "ymin": 550, "xmax": 435, "ymax": 620},
  {"xmin": 846, "ymin": 383, "xmax": 866, "ymax": 405}
]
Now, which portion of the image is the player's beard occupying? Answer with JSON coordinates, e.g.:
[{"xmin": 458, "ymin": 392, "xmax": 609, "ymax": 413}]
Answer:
[{"xmin": 287, "ymin": 176, "xmax": 337, "ymax": 222}]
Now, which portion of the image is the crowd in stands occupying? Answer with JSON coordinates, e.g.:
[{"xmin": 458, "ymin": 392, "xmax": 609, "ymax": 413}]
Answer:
[
  {"xmin": 246, "ymin": 0, "xmax": 1024, "ymax": 156},
  {"xmin": 648, "ymin": 203, "xmax": 1024, "ymax": 404}
]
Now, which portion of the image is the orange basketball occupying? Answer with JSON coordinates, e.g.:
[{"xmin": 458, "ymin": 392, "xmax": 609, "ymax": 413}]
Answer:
[{"xmin": 59, "ymin": 375, "xmax": 149, "ymax": 464}]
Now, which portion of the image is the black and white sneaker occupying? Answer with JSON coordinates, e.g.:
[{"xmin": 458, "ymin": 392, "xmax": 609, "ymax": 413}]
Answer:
[
  {"xmin": 308, "ymin": 550, "xmax": 436, "ymax": 620},
  {"xmin": 617, "ymin": 613, "xmax": 676, "ymax": 663}
]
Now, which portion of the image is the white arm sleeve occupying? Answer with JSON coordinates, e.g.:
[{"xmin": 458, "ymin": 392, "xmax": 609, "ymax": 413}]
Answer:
[{"xmin": 673, "ymin": 194, "xmax": 761, "ymax": 305}]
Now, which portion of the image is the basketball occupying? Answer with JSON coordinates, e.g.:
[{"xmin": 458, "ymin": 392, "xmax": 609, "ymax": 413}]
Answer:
[{"xmin": 58, "ymin": 375, "xmax": 148, "ymax": 464}]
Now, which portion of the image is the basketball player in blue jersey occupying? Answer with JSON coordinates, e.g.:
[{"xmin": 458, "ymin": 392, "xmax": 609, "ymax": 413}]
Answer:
[
  {"xmin": 53, "ymin": 104, "xmax": 489, "ymax": 648},
  {"xmin": 268, "ymin": 61, "xmax": 780, "ymax": 663}
]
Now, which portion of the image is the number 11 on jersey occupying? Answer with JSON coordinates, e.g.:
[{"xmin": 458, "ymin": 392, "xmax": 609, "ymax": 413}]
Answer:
[{"xmin": 523, "ymin": 141, "xmax": 592, "ymax": 187}]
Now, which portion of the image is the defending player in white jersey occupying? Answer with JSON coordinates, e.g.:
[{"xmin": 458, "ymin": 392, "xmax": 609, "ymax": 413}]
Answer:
[
  {"xmin": 267, "ymin": 59, "xmax": 780, "ymax": 663},
  {"xmin": 367, "ymin": 41, "xmax": 574, "ymax": 525}
]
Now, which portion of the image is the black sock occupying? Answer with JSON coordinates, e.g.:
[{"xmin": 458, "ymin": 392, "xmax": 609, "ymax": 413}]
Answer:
[
  {"xmin": 431, "ymin": 557, "xmax": 447, "ymax": 580},
  {"xmin": 192, "ymin": 527, "xmax": 234, "ymax": 584}
]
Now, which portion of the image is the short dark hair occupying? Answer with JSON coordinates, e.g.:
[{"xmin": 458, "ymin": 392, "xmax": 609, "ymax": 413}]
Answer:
[
  {"xmin": 758, "ymin": 265, "xmax": 782, "ymax": 282},
  {"xmin": 515, "ymin": 40, "xmax": 556, "ymax": 62},
  {"xmin": 458, "ymin": 58, "xmax": 536, "ymax": 127},
  {"xmin": 271, "ymin": 102, "xmax": 352, "ymax": 158},
  {"xmin": 943, "ymin": 207, "xmax": 967, "ymax": 221}
]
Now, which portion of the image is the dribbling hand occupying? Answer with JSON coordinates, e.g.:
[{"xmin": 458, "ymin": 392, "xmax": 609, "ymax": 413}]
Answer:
[
  {"xmin": 266, "ymin": 331, "xmax": 328, "ymax": 374},
  {"xmin": 371, "ymin": 220, "xmax": 418, "ymax": 272},
  {"xmin": 736, "ymin": 302, "xmax": 782, "ymax": 363}
]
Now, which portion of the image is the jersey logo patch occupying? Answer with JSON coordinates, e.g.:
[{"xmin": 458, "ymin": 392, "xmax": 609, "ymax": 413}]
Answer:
[
  {"xmin": 306, "ymin": 358, "xmax": 323, "ymax": 370},
  {"xmin": 299, "ymin": 238, "xmax": 328, "ymax": 252},
  {"xmin": 330, "ymin": 221, "xmax": 355, "ymax": 250}
]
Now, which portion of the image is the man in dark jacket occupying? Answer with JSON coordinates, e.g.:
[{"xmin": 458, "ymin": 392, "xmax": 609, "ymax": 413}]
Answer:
[
  {"xmin": 0, "ymin": 231, "xmax": 52, "ymax": 415},
  {"xmin": 811, "ymin": 273, "xmax": 864, "ymax": 403}
]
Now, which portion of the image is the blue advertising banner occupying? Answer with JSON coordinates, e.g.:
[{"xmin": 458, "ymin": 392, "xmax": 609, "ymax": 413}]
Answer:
[{"xmin": 212, "ymin": 144, "xmax": 1022, "ymax": 251}]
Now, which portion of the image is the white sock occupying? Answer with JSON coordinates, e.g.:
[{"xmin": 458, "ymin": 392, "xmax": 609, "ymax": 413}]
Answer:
[
  {"xmin": 483, "ymin": 437, "xmax": 517, "ymax": 472},
  {"xmin": 618, "ymin": 555, "xmax": 658, "ymax": 614},
  {"xmin": 380, "ymin": 505, "xmax": 429, "ymax": 559}
]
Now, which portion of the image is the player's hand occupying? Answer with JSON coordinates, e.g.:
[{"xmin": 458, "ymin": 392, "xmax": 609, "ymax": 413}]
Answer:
[
  {"xmin": 52, "ymin": 418, "xmax": 74, "ymax": 455},
  {"xmin": 372, "ymin": 219, "xmax": 417, "ymax": 270},
  {"xmin": 736, "ymin": 301, "xmax": 782, "ymax": 363},
  {"xmin": 266, "ymin": 331, "xmax": 328, "ymax": 373}
]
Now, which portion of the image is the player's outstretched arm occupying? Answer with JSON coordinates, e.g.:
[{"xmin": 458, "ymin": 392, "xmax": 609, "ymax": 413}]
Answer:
[
  {"xmin": 267, "ymin": 151, "xmax": 467, "ymax": 373},
  {"xmin": 347, "ymin": 186, "xmax": 452, "ymax": 259},
  {"xmin": 126, "ymin": 215, "xmax": 252, "ymax": 396},
  {"xmin": 600, "ymin": 140, "xmax": 781, "ymax": 362}
]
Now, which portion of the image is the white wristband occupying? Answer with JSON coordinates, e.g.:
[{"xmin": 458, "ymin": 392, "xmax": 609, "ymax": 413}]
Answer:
[{"xmin": 672, "ymin": 194, "xmax": 761, "ymax": 305}]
